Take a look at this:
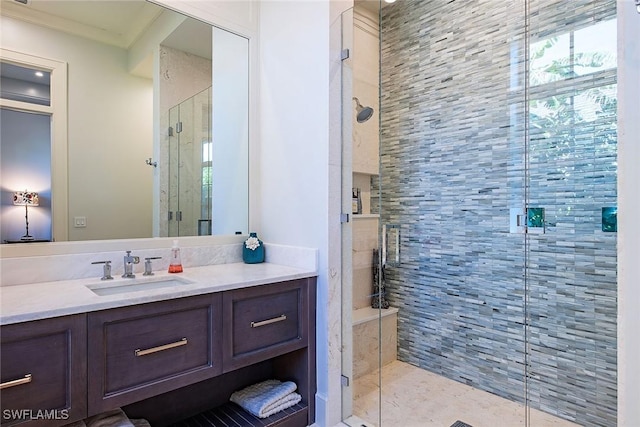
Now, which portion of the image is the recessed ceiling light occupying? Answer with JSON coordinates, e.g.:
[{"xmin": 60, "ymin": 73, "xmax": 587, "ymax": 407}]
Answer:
[
  {"xmin": 34, "ymin": 71, "xmax": 44, "ymax": 77},
  {"xmin": 384, "ymin": 0, "xmax": 397, "ymax": 3}
]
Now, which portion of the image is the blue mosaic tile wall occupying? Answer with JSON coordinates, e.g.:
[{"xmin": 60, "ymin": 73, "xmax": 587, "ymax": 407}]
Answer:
[{"xmin": 378, "ymin": 1, "xmax": 617, "ymax": 425}]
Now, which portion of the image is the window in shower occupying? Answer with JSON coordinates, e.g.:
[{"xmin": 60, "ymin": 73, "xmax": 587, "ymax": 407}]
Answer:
[
  {"xmin": 530, "ymin": 19, "xmax": 617, "ymax": 86},
  {"xmin": 526, "ymin": 7, "xmax": 617, "ymax": 425}
]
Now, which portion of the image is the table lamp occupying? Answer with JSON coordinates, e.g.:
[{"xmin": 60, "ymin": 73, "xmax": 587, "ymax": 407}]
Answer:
[{"xmin": 13, "ymin": 190, "xmax": 39, "ymax": 241}]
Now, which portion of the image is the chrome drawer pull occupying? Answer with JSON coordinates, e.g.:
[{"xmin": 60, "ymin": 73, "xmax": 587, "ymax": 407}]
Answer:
[
  {"xmin": 251, "ymin": 314, "xmax": 287, "ymax": 328},
  {"xmin": 0, "ymin": 374, "xmax": 32, "ymax": 390},
  {"xmin": 135, "ymin": 338, "xmax": 187, "ymax": 357}
]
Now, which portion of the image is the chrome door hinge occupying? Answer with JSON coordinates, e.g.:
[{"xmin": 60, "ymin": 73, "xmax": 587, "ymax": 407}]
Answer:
[
  {"xmin": 340, "ymin": 213, "xmax": 350, "ymax": 223},
  {"xmin": 341, "ymin": 49, "xmax": 350, "ymax": 61},
  {"xmin": 341, "ymin": 375, "xmax": 350, "ymax": 386}
]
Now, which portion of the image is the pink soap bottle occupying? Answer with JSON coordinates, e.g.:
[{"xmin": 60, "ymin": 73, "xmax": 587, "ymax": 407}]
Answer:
[{"xmin": 168, "ymin": 240, "xmax": 183, "ymax": 273}]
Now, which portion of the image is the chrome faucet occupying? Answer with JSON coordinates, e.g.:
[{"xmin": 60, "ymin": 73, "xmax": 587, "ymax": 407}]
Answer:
[
  {"xmin": 122, "ymin": 250, "xmax": 140, "ymax": 278},
  {"xmin": 91, "ymin": 260, "xmax": 113, "ymax": 281},
  {"xmin": 143, "ymin": 256, "xmax": 162, "ymax": 276}
]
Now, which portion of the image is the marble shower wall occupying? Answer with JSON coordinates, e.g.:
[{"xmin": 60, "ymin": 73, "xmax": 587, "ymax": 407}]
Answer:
[{"xmin": 378, "ymin": 0, "xmax": 617, "ymax": 426}]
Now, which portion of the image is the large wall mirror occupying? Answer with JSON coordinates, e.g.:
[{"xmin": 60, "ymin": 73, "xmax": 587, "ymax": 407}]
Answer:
[{"xmin": 0, "ymin": 0, "xmax": 249, "ymax": 243}]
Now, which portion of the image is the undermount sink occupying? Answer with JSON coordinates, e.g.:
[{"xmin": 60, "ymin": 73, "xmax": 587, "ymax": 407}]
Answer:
[{"xmin": 86, "ymin": 276, "xmax": 193, "ymax": 296}]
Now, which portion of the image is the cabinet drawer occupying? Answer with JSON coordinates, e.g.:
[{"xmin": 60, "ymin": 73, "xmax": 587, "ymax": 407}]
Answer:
[
  {"xmin": 0, "ymin": 315, "xmax": 87, "ymax": 427},
  {"xmin": 88, "ymin": 294, "xmax": 222, "ymax": 414},
  {"xmin": 222, "ymin": 279, "xmax": 309, "ymax": 372}
]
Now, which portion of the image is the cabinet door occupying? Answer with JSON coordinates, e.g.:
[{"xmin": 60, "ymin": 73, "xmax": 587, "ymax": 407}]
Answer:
[
  {"xmin": 87, "ymin": 294, "xmax": 222, "ymax": 415},
  {"xmin": 222, "ymin": 279, "xmax": 310, "ymax": 372},
  {"xmin": 0, "ymin": 315, "xmax": 87, "ymax": 427}
]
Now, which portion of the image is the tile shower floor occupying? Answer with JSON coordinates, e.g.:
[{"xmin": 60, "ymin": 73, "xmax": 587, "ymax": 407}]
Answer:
[{"xmin": 351, "ymin": 360, "xmax": 581, "ymax": 427}]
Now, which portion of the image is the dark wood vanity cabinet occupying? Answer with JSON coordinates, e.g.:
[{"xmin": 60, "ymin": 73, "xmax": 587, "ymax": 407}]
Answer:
[
  {"xmin": 125, "ymin": 277, "xmax": 316, "ymax": 427},
  {"xmin": 0, "ymin": 277, "xmax": 316, "ymax": 427},
  {"xmin": 223, "ymin": 279, "xmax": 310, "ymax": 372},
  {"xmin": 87, "ymin": 294, "xmax": 223, "ymax": 415},
  {"xmin": 0, "ymin": 315, "xmax": 87, "ymax": 427}
]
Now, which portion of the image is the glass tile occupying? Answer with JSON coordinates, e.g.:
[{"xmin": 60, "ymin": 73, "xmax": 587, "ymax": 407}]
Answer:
[{"xmin": 602, "ymin": 206, "xmax": 617, "ymax": 232}]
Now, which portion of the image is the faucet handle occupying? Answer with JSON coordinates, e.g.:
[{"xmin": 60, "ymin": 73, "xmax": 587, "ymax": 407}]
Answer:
[
  {"xmin": 91, "ymin": 260, "xmax": 113, "ymax": 280},
  {"xmin": 143, "ymin": 257, "xmax": 162, "ymax": 276},
  {"xmin": 122, "ymin": 250, "xmax": 140, "ymax": 278},
  {"xmin": 124, "ymin": 250, "xmax": 140, "ymax": 264}
]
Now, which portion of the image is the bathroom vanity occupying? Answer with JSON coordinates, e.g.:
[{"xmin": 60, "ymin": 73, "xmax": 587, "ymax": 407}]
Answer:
[{"xmin": 0, "ymin": 262, "xmax": 317, "ymax": 427}]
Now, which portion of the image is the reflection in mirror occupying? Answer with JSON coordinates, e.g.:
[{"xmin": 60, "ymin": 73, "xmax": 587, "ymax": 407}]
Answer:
[{"xmin": 0, "ymin": 0, "xmax": 249, "ymax": 243}]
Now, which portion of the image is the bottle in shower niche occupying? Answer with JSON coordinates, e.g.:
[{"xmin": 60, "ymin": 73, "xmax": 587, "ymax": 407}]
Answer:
[
  {"xmin": 352, "ymin": 188, "xmax": 362, "ymax": 215},
  {"xmin": 168, "ymin": 240, "xmax": 183, "ymax": 273},
  {"xmin": 243, "ymin": 232, "xmax": 265, "ymax": 264}
]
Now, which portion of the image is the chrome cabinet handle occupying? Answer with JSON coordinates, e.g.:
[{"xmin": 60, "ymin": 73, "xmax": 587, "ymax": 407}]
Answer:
[
  {"xmin": 251, "ymin": 314, "xmax": 287, "ymax": 328},
  {"xmin": 0, "ymin": 374, "xmax": 32, "ymax": 390},
  {"xmin": 135, "ymin": 338, "xmax": 187, "ymax": 357}
]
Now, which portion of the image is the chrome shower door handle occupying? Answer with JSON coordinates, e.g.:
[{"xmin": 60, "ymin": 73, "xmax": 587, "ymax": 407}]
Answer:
[
  {"xmin": 382, "ymin": 224, "xmax": 400, "ymax": 267},
  {"xmin": 382, "ymin": 224, "xmax": 387, "ymax": 267}
]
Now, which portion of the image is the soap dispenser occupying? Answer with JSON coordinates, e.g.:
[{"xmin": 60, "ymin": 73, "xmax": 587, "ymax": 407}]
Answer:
[{"xmin": 168, "ymin": 240, "xmax": 183, "ymax": 273}]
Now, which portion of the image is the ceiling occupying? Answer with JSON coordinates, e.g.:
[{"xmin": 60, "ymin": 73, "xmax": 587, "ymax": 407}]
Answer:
[
  {"xmin": 0, "ymin": 0, "xmax": 212, "ymax": 60},
  {"xmin": 1, "ymin": 0, "xmax": 163, "ymax": 49},
  {"xmin": 355, "ymin": 0, "xmax": 392, "ymax": 15}
]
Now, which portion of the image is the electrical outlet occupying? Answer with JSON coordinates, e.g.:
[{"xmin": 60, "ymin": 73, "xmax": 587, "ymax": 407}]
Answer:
[{"xmin": 74, "ymin": 216, "xmax": 86, "ymax": 228}]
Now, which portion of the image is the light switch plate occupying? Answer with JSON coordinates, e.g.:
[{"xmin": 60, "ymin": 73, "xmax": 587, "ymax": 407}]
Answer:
[{"xmin": 74, "ymin": 216, "xmax": 86, "ymax": 228}]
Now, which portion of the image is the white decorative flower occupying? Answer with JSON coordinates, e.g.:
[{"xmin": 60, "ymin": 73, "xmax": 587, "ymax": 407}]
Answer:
[{"xmin": 245, "ymin": 236, "xmax": 261, "ymax": 251}]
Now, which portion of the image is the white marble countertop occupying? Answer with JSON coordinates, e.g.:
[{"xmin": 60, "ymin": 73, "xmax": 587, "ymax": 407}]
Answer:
[{"xmin": 0, "ymin": 262, "xmax": 317, "ymax": 326}]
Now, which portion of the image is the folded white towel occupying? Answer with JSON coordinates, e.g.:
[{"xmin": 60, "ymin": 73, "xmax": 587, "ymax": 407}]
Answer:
[{"xmin": 230, "ymin": 379, "xmax": 302, "ymax": 419}]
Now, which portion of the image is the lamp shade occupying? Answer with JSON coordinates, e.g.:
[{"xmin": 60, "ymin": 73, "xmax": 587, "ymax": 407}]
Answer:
[{"xmin": 13, "ymin": 190, "xmax": 39, "ymax": 207}]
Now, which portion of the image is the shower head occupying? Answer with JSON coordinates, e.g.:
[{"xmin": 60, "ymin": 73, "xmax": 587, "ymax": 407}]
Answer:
[{"xmin": 353, "ymin": 97, "xmax": 374, "ymax": 123}]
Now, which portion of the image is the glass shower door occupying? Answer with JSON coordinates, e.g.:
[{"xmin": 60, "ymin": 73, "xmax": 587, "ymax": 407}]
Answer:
[
  {"xmin": 340, "ymin": 3, "xmax": 385, "ymax": 425},
  {"xmin": 524, "ymin": 2, "xmax": 618, "ymax": 425},
  {"xmin": 167, "ymin": 88, "xmax": 212, "ymax": 238},
  {"xmin": 369, "ymin": 1, "xmax": 618, "ymax": 426},
  {"xmin": 376, "ymin": 0, "xmax": 529, "ymax": 424},
  {"xmin": 168, "ymin": 102, "xmax": 180, "ymax": 237}
]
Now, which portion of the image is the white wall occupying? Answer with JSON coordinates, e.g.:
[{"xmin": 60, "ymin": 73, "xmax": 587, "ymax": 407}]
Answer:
[
  {"xmin": 257, "ymin": 2, "xmax": 340, "ymax": 425},
  {"xmin": 617, "ymin": 1, "xmax": 640, "ymax": 425},
  {"xmin": 0, "ymin": 16, "xmax": 153, "ymax": 241},
  {"xmin": 212, "ymin": 27, "xmax": 249, "ymax": 235}
]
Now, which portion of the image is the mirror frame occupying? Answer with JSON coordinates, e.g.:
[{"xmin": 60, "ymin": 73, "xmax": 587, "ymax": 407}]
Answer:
[{"xmin": 0, "ymin": 0, "xmax": 259, "ymax": 257}]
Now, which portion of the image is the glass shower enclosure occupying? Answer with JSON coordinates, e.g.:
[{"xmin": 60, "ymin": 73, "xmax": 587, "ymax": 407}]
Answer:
[
  {"xmin": 341, "ymin": 0, "xmax": 617, "ymax": 426},
  {"xmin": 167, "ymin": 87, "xmax": 213, "ymax": 237}
]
